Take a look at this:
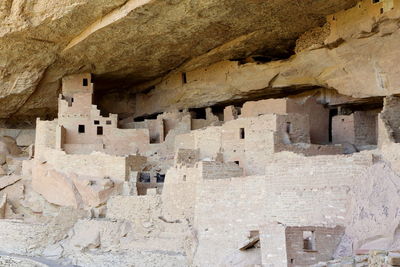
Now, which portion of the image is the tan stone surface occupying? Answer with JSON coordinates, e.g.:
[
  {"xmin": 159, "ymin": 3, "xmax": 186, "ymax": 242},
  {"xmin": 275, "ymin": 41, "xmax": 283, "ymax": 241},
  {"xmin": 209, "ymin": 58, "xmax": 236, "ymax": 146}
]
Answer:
[
  {"xmin": 133, "ymin": 3, "xmax": 400, "ymax": 118},
  {"xmin": 32, "ymin": 162, "xmax": 81, "ymax": 208},
  {"xmin": 0, "ymin": 175, "xmax": 21, "ymax": 190},
  {"xmin": 0, "ymin": 0, "xmax": 357, "ymax": 122},
  {"xmin": 3, "ymin": 2, "xmax": 400, "ymax": 267}
]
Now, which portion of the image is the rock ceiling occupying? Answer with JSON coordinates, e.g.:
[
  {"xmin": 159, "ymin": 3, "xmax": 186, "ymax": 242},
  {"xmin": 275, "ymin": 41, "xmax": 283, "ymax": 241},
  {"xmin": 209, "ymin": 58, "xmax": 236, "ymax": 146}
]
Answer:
[{"xmin": 0, "ymin": 0, "xmax": 357, "ymax": 121}]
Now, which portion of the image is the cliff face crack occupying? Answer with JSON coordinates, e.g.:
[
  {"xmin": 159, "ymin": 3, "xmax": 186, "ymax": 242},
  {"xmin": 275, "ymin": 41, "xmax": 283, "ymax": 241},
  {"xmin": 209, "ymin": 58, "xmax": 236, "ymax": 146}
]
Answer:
[{"xmin": 62, "ymin": 0, "xmax": 153, "ymax": 52}]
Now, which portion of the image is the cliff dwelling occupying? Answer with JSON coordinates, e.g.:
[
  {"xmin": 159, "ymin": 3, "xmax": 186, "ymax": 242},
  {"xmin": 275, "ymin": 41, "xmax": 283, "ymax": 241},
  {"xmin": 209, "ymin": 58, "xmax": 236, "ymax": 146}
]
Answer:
[{"xmin": 0, "ymin": 0, "xmax": 400, "ymax": 266}]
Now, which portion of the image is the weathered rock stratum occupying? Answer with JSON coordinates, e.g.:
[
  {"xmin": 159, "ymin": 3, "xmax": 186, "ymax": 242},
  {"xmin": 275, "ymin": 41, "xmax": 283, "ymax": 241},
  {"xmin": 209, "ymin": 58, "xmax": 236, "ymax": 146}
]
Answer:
[{"xmin": 0, "ymin": 0, "xmax": 357, "ymax": 123}]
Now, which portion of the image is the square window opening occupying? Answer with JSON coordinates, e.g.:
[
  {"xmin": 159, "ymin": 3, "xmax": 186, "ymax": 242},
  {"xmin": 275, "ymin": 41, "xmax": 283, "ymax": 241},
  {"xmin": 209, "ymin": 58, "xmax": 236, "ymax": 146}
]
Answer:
[
  {"xmin": 106, "ymin": 120, "xmax": 112, "ymax": 125},
  {"xmin": 94, "ymin": 120, "xmax": 100, "ymax": 125},
  {"xmin": 83, "ymin": 78, "xmax": 88, "ymax": 86},
  {"xmin": 182, "ymin": 72, "xmax": 187, "ymax": 84},
  {"xmin": 156, "ymin": 173, "xmax": 165, "ymax": 183},
  {"xmin": 303, "ymin": 231, "xmax": 316, "ymax": 251},
  {"xmin": 97, "ymin": 126, "xmax": 103, "ymax": 135},
  {"xmin": 234, "ymin": 161, "xmax": 240, "ymax": 165},
  {"xmin": 78, "ymin": 125, "xmax": 85, "ymax": 133},
  {"xmin": 240, "ymin": 128, "xmax": 245, "ymax": 139},
  {"xmin": 139, "ymin": 173, "xmax": 151, "ymax": 183}
]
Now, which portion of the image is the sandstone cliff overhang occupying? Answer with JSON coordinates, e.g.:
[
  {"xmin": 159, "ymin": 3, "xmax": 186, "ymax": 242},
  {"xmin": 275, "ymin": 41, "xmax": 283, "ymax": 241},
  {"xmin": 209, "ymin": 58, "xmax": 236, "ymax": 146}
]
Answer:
[{"xmin": 0, "ymin": 0, "xmax": 357, "ymax": 122}]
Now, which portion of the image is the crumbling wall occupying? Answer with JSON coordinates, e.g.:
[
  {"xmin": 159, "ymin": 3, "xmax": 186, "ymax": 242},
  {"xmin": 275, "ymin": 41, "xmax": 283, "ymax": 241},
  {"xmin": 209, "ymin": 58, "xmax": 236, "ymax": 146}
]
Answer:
[
  {"xmin": 380, "ymin": 96, "xmax": 400, "ymax": 144},
  {"xmin": 175, "ymin": 113, "xmax": 341, "ymax": 176},
  {"xmin": 275, "ymin": 113, "xmax": 310, "ymax": 144},
  {"xmin": 259, "ymin": 223, "xmax": 344, "ymax": 267},
  {"xmin": 239, "ymin": 93, "xmax": 330, "ymax": 144},
  {"xmin": 193, "ymin": 152, "xmax": 373, "ymax": 266},
  {"xmin": 174, "ymin": 149, "xmax": 199, "ymax": 168},
  {"xmin": 353, "ymin": 111, "xmax": 378, "ymax": 146},
  {"xmin": 191, "ymin": 107, "xmax": 221, "ymax": 130},
  {"xmin": 333, "ymin": 111, "xmax": 378, "ymax": 146},
  {"xmin": 287, "ymin": 94, "xmax": 330, "ymax": 144},
  {"xmin": 35, "ymin": 119, "xmax": 58, "ymax": 159},
  {"xmin": 223, "ymin": 106, "xmax": 240, "ymax": 122},
  {"xmin": 285, "ymin": 226, "xmax": 344, "ymax": 266},
  {"xmin": 174, "ymin": 114, "xmax": 278, "ymax": 175}
]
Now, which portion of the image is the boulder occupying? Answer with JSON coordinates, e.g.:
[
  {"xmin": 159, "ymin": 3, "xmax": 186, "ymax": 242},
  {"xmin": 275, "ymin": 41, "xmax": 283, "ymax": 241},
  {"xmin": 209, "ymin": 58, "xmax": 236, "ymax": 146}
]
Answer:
[
  {"xmin": 72, "ymin": 176, "xmax": 122, "ymax": 208},
  {"xmin": 15, "ymin": 130, "xmax": 35, "ymax": 147},
  {"xmin": 32, "ymin": 161, "xmax": 123, "ymax": 209},
  {"xmin": 32, "ymin": 162, "xmax": 82, "ymax": 208},
  {"xmin": 0, "ymin": 136, "xmax": 21, "ymax": 156}
]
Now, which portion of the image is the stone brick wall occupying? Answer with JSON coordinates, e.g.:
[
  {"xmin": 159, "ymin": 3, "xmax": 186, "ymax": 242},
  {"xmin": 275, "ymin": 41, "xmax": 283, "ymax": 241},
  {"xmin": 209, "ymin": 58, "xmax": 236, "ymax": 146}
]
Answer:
[
  {"xmin": 174, "ymin": 113, "xmax": 343, "ymax": 176},
  {"xmin": 333, "ymin": 111, "xmax": 378, "ymax": 146},
  {"xmin": 200, "ymin": 161, "xmax": 243, "ymax": 180},
  {"xmin": 285, "ymin": 226, "xmax": 344, "ymax": 266},
  {"xmin": 260, "ymin": 223, "xmax": 288, "ymax": 267},
  {"xmin": 161, "ymin": 165, "xmax": 202, "ymax": 221},
  {"xmin": 287, "ymin": 93, "xmax": 330, "ymax": 144},
  {"xmin": 193, "ymin": 175, "xmax": 266, "ymax": 266},
  {"xmin": 35, "ymin": 119, "xmax": 58, "ymax": 159},
  {"xmin": 259, "ymin": 224, "xmax": 344, "ymax": 267},
  {"xmin": 174, "ymin": 149, "xmax": 199, "ymax": 167},
  {"xmin": 333, "ymin": 114, "xmax": 355, "ymax": 144},
  {"xmin": 275, "ymin": 113, "xmax": 310, "ymax": 144},
  {"xmin": 192, "ymin": 151, "xmax": 373, "ymax": 266}
]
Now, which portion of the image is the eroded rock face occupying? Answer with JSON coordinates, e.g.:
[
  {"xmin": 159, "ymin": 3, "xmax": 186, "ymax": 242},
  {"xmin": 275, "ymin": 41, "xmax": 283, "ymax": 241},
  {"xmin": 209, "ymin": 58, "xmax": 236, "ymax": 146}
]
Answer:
[
  {"xmin": 0, "ymin": 0, "xmax": 357, "ymax": 123},
  {"xmin": 132, "ymin": 4, "xmax": 400, "ymax": 117}
]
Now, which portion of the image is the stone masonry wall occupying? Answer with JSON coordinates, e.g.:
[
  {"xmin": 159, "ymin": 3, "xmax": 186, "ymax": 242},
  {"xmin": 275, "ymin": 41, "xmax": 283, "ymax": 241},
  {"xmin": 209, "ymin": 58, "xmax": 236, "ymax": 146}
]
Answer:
[
  {"xmin": 285, "ymin": 226, "xmax": 344, "ymax": 266},
  {"xmin": 192, "ymin": 151, "xmax": 373, "ymax": 266}
]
